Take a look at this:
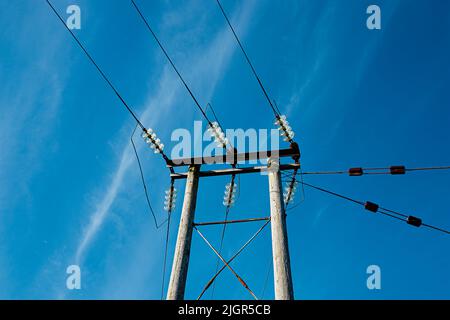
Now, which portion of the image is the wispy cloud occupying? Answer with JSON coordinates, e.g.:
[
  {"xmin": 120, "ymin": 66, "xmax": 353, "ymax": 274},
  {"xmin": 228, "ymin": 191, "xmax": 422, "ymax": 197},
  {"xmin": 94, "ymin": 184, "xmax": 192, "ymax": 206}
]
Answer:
[
  {"xmin": 0, "ymin": 42, "xmax": 66, "ymax": 206},
  {"xmin": 75, "ymin": 143, "xmax": 133, "ymax": 263},
  {"xmin": 72, "ymin": 0, "xmax": 258, "ymax": 274},
  {"xmin": 0, "ymin": 4, "xmax": 69, "ymax": 297}
]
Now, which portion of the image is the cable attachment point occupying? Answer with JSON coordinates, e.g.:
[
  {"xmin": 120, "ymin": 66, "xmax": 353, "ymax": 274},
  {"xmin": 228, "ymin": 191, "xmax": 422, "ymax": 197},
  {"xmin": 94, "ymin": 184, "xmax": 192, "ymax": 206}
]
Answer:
[
  {"xmin": 223, "ymin": 182, "xmax": 237, "ymax": 207},
  {"xmin": 142, "ymin": 128, "xmax": 165, "ymax": 154},
  {"xmin": 164, "ymin": 185, "xmax": 177, "ymax": 212},
  {"xmin": 208, "ymin": 121, "xmax": 228, "ymax": 148},
  {"xmin": 284, "ymin": 180, "xmax": 299, "ymax": 205},
  {"xmin": 275, "ymin": 115, "xmax": 295, "ymax": 142}
]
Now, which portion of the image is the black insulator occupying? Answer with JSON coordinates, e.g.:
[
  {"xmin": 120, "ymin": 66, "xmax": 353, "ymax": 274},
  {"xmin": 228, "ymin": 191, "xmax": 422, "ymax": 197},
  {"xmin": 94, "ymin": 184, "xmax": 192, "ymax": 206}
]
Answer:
[
  {"xmin": 390, "ymin": 165, "xmax": 406, "ymax": 175},
  {"xmin": 349, "ymin": 167, "xmax": 364, "ymax": 176},
  {"xmin": 407, "ymin": 216, "xmax": 422, "ymax": 227},
  {"xmin": 290, "ymin": 142, "xmax": 301, "ymax": 161},
  {"xmin": 364, "ymin": 201, "xmax": 379, "ymax": 213}
]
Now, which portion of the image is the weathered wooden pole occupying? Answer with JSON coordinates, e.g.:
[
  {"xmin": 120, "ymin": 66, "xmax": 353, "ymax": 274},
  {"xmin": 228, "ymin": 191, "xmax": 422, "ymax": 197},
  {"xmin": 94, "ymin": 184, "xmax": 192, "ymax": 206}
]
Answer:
[
  {"xmin": 268, "ymin": 158, "xmax": 294, "ymax": 300},
  {"xmin": 166, "ymin": 165, "xmax": 200, "ymax": 300}
]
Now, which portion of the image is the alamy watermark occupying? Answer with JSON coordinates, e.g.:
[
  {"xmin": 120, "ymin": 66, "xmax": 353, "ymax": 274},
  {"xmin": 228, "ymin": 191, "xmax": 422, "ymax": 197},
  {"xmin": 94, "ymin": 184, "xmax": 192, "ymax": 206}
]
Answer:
[
  {"xmin": 169, "ymin": 121, "xmax": 283, "ymax": 166},
  {"xmin": 66, "ymin": 264, "xmax": 81, "ymax": 290},
  {"xmin": 66, "ymin": 5, "xmax": 81, "ymax": 30},
  {"xmin": 366, "ymin": 265, "xmax": 381, "ymax": 290},
  {"xmin": 367, "ymin": 5, "xmax": 381, "ymax": 30}
]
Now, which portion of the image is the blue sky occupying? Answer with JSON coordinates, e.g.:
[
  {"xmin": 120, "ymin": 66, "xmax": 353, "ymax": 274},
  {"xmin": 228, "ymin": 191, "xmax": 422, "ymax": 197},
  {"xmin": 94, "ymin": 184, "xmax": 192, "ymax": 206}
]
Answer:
[{"xmin": 1, "ymin": 0, "xmax": 449, "ymax": 299}]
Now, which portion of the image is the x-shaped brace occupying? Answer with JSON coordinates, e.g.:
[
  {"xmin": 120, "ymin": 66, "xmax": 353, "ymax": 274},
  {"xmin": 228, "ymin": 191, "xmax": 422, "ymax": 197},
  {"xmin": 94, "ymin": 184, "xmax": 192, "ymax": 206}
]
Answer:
[{"xmin": 194, "ymin": 218, "xmax": 271, "ymax": 300}]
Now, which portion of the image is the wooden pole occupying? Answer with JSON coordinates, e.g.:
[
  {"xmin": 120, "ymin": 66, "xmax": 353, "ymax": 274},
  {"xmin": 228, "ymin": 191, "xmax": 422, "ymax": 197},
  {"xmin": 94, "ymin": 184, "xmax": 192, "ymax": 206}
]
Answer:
[
  {"xmin": 166, "ymin": 165, "xmax": 200, "ymax": 300},
  {"xmin": 268, "ymin": 158, "xmax": 294, "ymax": 300}
]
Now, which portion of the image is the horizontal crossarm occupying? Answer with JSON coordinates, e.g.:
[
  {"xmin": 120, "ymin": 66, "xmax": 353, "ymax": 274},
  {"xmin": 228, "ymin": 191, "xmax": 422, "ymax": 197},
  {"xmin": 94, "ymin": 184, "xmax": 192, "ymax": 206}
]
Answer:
[
  {"xmin": 194, "ymin": 217, "xmax": 270, "ymax": 227},
  {"xmin": 171, "ymin": 163, "xmax": 300, "ymax": 180}
]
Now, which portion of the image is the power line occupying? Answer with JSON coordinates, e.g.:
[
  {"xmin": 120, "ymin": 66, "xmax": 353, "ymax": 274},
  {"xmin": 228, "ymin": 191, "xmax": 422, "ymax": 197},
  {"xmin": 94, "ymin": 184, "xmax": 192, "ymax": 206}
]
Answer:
[
  {"xmin": 128, "ymin": 3, "xmax": 244, "ymax": 293},
  {"xmin": 405, "ymin": 166, "xmax": 450, "ymax": 172},
  {"xmin": 131, "ymin": 0, "xmax": 261, "ymax": 158},
  {"xmin": 283, "ymin": 166, "xmax": 300, "ymax": 208},
  {"xmin": 131, "ymin": 126, "xmax": 168, "ymax": 229},
  {"xmin": 50, "ymin": 0, "xmax": 450, "ymax": 301},
  {"xmin": 298, "ymin": 165, "xmax": 306, "ymax": 203},
  {"xmin": 140, "ymin": 128, "xmax": 173, "ymax": 168},
  {"xmin": 161, "ymin": 210, "xmax": 172, "ymax": 300},
  {"xmin": 300, "ymin": 181, "xmax": 450, "ymax": 235},
  {"xmin": 215, "ymin": 0, "xmax": 279, "ymax": 117},
  {"xmin": 301, "ymin": 165, "xmax": 450, "ymax": 176},
  {"xmin": 194, "ymin": 226, "xmax": 259, "ymax": 300},
  {"xmin": 301, "ymin": 181, "xmax": 364, "ymax": 206},
  {"xmin": 260, "ymin": 255, "xmax": 272, "ymax": 299},
  {"xmin": 211, "ymin": 174, "xmax": 239, "ymax": 298},
  {"xmin": 282, "ymin": 165, "xmax": 306, "ymax": 213},
  {"xmin": 215, "ymin": 0, "xmax": 299, "ymax": 145},
  {"xmin": 210, "ymin": 205, "xmax": 231, "ymax": 298},
  {"xmin": 131, "ymin": 0, "xmax": 240, "ymax": 161},
  {"xmin": 196, "ymin": 219, "xmax": 271, "ymax": 300},
  {"xmin": 204, "ymin": 102, "xmax": 237, "ymax": 154},
  {"xmin": 132, "ymin": 125, "xmax": 173, "ymax": 298},
  {"xmin": 379, "ymin": 207, "xmax": 409, "ymax": 219},
  {"xmin": 47, "ymin": 0, "xmax": 174, "ymax": 167},
  {"xmin": 130, "ymin": 0, "xmax": 212, "ymax": 125},
  {"xmin": 46, "ymin": 0, "xmax": 145, "ymax": 130},
  {"xmin": 204, "ymin": 102, "xmax": 239, "ymax": 298},
  {"xmin": 272, "ymin": 100, "xmax": 282, "ymax": 117},
  {"xmin": 206, "ymin": 103, "xmax": 225, "ymax": 136},
  {"xmin": 49, "ymin": 0, "xmax": 187, "ymax": 300},
  {"xmin": 422, "ymin": 223, "xmax": 450, "ymax": 235}
]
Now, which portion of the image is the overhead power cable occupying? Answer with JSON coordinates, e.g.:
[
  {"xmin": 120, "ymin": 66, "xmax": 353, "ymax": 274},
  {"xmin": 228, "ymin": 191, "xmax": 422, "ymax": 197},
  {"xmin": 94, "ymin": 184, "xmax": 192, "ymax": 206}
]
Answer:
[
  {"xmin": 140, "ymin": 128, "xmax": 174, "ymax": 168},
  {"xmin": 301, "ymin": 165, "xmax": 450, "ymax": 176},
  {"xmin": 260, "ymin": 255, "xmax": 272, "ymax": 299},
  {"xmin": 46, "ymin": 0, "xmax": 145, "ymax": 130},
  {"xmin": 282, "ymin": 162, "xmax": 305, "ymax": 210},
  {"xmin": 131, "ymin": 126, "xmax": 168, "ymax": 229},
  {"xmin": 47, "ymin": 0, "xmax": 173, "ymax": 170},
  {"xmin": 210, "ymin": 206, "xmax": 230, "ymax": 299},
  {"xmin": 216, "ymin": 0, "xmax": 298, "ymax": 145},
  {"xmin": 194, "ymin": 226, "xmax": 259, "ymax": 300},
  {"xmin": 160, "ymin": 210, "xmax": 172, "ymax": 300},
  {"xmin": 211, "ymin": 175, "xmax": 237, "ymax": 298},
  {"xmin": 272, "ymin": 100, "xmax": 282, "ymax": 117},
  {"xmin": 160, "ymin": 179, "xmax": 175, "ymax": 300},
  {"xmin": 131, "ymin": 0, "xmax": 239, "ymax": 158},
  {"xmin": 130, "ymin": 0, "xmax": 212, "ymax": 125},
  {"xmin": 300, "ymin": 181, "xmax": 450, "ymax": 235},
  {"xmin": 215, "ymin": 0, "xmax": 279, "ymax": 117},
  {"xmin": 206, "ymin": 103, "xmax": 225, "ymax": 133},
  {"xmin": 134, "ymin": 1, "xmax": 242, "ymax": 213},
  {"xmin": 131, "ymin": 126, "xmax": 173, "ymax": 299},
  {"xmin": 283, "ymin": 167, "xmax": 299, "ymax": 207},
  {"xmin": 197, "ymin": 218, "xmax": 270, "ymax": 300},
  {"xmin": 202, "ymin": 102, "xmax": 239, "ymax": 298}
]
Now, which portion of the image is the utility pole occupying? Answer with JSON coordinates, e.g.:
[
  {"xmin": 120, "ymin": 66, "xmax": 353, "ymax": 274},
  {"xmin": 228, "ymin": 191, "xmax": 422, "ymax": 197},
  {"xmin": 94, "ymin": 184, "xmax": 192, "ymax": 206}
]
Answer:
[
  {"xmin": 268, "ymin": 158, "xmax": 294, "ymax": 300},
  {"xmin": 166, "ymin": 146, "xmax": 299, "ymax": 300},
  {"xmin": 166, "ymin": 165, "xmax": 200, "ymax": 300}
]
